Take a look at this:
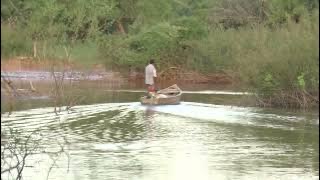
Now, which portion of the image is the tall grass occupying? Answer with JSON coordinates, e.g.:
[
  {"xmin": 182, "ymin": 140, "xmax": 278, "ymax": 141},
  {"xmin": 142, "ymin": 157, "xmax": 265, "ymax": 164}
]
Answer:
[
  {"xmin": 1, "ymin": 24, "xmax": 33, "ymax": 58},
  {"xmin": 1, "ymin": 24, "xmax": 101, "ymax": 65},
  {"xmin": 232, "ymin": 12, "xmax": 319, "ymax": 92},
  {"xmin": 206, "ymin": 12, "xmax": 319, "ymax": 107},
  {"xmin": 165, "ymin": 11, "xmax": 318, "ymax": 108},
  {"xmin": 44, "ymin": 41, "xmax": 101, "ymax": 65}
]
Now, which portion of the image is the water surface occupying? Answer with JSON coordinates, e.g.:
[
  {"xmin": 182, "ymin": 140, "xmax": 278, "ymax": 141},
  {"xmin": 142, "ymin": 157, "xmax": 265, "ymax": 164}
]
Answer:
[{"xmin": 1, "ymin": 85, "xmax": 319, "ymax": 180}]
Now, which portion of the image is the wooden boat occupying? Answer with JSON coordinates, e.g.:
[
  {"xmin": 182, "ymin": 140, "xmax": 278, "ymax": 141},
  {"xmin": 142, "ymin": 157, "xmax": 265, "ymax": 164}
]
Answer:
[{"xmin": 140, "ymin": 84, "xmax": 182, "ymax": 105}]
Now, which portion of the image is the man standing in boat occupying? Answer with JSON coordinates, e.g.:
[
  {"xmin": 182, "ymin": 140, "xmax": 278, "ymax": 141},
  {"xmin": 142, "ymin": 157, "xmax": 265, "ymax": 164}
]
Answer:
[{"xmin": 145, "ymin": 59, "xmax": 157, "ymax": 96}]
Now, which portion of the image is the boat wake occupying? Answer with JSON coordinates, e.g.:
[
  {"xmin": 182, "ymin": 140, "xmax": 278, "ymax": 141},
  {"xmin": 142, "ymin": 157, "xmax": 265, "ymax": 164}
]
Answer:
[
  {"xmin": 136, "ymin": 102, "xmax": 316, "ymax": 130},
  {"xmin": 2, "ymin": 102, "xmax": 316, "ymax": 133},
  {"xmin": 1, "ymin": 102, "xmax": 317, "ymax": 180}
]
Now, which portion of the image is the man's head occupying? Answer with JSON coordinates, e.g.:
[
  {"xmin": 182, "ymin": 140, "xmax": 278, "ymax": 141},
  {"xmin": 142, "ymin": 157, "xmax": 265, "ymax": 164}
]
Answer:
[{"xmin": 149, "ymin": 59, "xmax": 155, "ymax": 64}]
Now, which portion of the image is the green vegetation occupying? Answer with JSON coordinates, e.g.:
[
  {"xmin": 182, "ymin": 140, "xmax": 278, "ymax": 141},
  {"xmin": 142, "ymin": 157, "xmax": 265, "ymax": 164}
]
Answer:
[{"xmin": 1, "ymin": 0, "xmax": 319, "ymax": 108}]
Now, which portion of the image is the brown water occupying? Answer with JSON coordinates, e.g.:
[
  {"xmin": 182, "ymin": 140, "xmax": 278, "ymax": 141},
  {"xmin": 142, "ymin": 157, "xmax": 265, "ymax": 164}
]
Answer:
[{"xmin": 1, "ymin": 80, "xmax": 319, "ymax": 180}]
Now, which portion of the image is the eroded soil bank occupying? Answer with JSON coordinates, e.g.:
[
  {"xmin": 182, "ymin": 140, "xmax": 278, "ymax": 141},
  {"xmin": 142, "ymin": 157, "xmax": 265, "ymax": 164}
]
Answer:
[
  {"xmin": 1, "ymin": 58, "xmax": 242, "ymax": 105},
  {"xmin": 1, "ymin": 58, "xmax": 234, "ymax": 85}
]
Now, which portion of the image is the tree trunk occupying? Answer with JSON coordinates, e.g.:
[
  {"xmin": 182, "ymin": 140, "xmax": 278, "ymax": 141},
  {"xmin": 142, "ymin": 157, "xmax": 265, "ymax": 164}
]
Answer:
[
  {"xmin": 33, "ymin": 41, "xmax": 37, "ymax": 58},
  {"xmin": 116, "ymin": 18, "xmax": 126, "ymax": 34}
]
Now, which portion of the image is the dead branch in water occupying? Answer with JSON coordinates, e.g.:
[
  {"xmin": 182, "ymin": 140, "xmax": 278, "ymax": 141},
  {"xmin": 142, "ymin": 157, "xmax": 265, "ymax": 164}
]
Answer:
[
  {"xmin": 255, "ymin": 89, "xmax": 319, "ymax": 109},
  {"xmin": 50, "ymin": 60, "xmax": 81, "ymax": 115},
  {"xmin": 1, "ymin": 128, "xmax": 70, "ymax": 180},
  {"xmin": 1, "ymin": 74, "xmax": 18, "ymax": 97},
  {"xmin": 51, "ymin": 62, "xmax": 65, "ymax": 115},
  {"xmin": 1, "ymin": 74, "xmax": 19, "ymax": 115}
]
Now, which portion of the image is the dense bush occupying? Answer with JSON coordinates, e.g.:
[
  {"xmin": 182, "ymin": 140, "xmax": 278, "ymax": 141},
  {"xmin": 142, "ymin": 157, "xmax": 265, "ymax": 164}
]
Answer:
[
  {"xmin": 1, "ymin": 24, "xmax": 32, "ymax": 58},
  {"xmin": 1, "ymin": 0, "xmax": 319, "ymax": 107}
]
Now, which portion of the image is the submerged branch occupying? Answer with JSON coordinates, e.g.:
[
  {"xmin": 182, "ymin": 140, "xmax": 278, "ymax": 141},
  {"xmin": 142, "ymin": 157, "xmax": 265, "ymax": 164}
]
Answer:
[{"xmin": 255, "ymin": 89, "xmax": 319, "ymax": 109}]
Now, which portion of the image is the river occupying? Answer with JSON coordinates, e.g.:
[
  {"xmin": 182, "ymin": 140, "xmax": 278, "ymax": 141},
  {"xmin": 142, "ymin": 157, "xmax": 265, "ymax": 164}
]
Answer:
[{"xmin": 1, "ymin": 81, "xmax": 319, "ymax": 180}]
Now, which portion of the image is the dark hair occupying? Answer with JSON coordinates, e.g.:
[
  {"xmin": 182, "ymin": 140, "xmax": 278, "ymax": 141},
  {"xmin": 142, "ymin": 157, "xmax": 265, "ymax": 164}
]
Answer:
[{"xmin": 149, "ymin": 59, "xmax": 155, "ymax": 64}]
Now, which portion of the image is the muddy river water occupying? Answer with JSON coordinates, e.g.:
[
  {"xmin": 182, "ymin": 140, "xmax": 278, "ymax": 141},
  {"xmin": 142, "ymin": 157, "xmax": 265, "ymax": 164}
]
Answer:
[{"xmin": 1, "ymin": 74, "xmax": 319, "ymax": 180}]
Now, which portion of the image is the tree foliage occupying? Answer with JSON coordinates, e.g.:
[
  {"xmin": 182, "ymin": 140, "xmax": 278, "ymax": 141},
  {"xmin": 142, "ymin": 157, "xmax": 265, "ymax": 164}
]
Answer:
[{"xmin": 1, "ymin": 0, "xmax": 319, "ymax": 95}]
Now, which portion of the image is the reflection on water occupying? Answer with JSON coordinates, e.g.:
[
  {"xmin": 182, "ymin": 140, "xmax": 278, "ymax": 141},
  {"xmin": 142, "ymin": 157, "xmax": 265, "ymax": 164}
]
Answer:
[{"xmin": 1, "ymin": 101, "xmax": 319, "ymax": 180}]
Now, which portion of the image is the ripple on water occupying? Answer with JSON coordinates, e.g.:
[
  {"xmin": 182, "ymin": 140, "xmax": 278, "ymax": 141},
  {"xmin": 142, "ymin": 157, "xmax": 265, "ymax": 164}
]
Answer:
[
  {"xmin": 2, "ymin": 101, "xmax": 317, "ymax": 134},
  {"xmin": 1, "ymin": 102, "xmax": 318, "ymax": 180}
]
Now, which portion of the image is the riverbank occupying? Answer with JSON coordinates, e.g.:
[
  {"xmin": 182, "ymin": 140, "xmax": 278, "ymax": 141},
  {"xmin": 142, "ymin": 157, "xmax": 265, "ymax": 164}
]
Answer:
[
  {"xmin": 1, "ymin": 58, "xmax": 234, "ymax": 84},
  {"xmin": 1, "ymin": 58, "xmax": 318, "ymax": 110}
]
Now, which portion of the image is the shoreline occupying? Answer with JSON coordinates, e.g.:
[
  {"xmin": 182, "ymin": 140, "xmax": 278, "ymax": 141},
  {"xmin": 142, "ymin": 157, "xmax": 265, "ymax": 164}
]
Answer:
[
  {"xmin": 1, "ymin": 58, "xmax": 234, "ymax": 85},
  {"xmin": 2, "ymin": 58, "xmax": 318, "ymax": 110}
]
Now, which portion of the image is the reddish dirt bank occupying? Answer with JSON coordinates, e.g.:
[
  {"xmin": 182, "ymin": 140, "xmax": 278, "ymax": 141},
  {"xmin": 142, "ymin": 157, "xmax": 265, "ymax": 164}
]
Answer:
[
  {"xmin": 1, "ymin": 58, "xmax": 104, "ymax": 72},
  {"xmin": 129, "ymin": 71, "xmax": 233, "ymax": 84},
  {"xmin": 1, "ymin": 58, "xmax": 233, "ymax": 84},
  {"xmin": 1, "ymin": 58, "xmax": 122, "ymax": 82}
]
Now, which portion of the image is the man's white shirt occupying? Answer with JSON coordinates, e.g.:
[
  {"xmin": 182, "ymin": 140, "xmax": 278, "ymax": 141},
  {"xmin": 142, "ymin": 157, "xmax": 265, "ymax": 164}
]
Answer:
[{"xmin": 145, "ymin": 64, "xmax": 157, "ymax": 85}]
